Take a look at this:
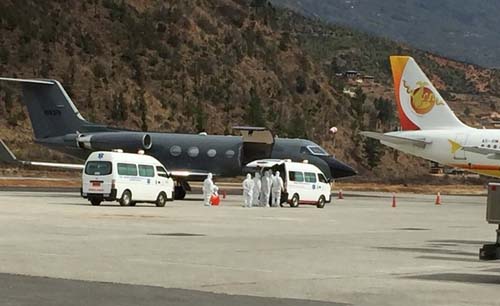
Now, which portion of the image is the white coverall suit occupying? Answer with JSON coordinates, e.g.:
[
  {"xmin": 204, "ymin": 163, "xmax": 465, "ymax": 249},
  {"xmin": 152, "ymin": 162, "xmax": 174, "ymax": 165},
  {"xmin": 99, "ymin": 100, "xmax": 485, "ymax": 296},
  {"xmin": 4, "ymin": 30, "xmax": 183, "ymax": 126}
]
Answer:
[
  {"xmin": 242, "ymin": 173, "xmax": 255, "ymax": 207},
  {"xmin": 271, "ymin": 171, "xmax": 284, "ymax": 207},
  {"xmin": 202, "ymin": 173, "xmax": 215, "ymax": 206},
  {"xmin": 252, "ymin": 172, "xmax": 261, "ymax": 207},
  {"xmin": 260, "ymin": 171, "xmax": 272, "ymax": 207}
]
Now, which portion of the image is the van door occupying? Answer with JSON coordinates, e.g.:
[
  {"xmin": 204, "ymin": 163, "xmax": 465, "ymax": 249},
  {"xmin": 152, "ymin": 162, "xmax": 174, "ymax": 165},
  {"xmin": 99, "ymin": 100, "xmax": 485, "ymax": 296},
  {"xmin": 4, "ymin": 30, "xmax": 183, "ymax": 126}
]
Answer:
[
  {"xmin": 155, "ymin": 166, "xmax": 172, "ymax": 198},
  {"xmin": 138, "ymin": 164, "xmax": 156, "ymax": 201},
  {"xmin": 117, "ymin": 163, "xmax": 139, "ymax": 199},
  {"xmin": 304, "ymin": 172, "xmax": 318, "ymax": 201},
  {"xmin": 317, "ymin": 172, "xmax": 330, "ymax": 201},
  {"xmin": 287, "ymin": 171, "xmax": 305, "ymax": 202}
]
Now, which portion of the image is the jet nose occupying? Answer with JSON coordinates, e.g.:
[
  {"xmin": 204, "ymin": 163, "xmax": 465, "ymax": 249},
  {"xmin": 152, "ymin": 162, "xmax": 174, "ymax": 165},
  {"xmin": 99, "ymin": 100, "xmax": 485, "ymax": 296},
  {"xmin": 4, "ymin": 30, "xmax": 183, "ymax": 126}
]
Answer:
[{"xmin": 326, "ymin": 157, "xmax": 357, "ymax": 179}]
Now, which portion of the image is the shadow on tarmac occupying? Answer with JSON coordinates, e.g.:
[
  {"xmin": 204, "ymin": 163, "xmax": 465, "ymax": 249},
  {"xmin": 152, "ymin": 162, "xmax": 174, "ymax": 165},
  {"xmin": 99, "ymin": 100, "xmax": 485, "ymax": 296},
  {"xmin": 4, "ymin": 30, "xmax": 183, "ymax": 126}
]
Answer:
[
  {"xmin": 375, "ymin": 246, "xmax": 477, "ymax": 257},
  {"xmin": 0, "ymin": 273, "xmax": 348, "ymax": 306},
  {"xmin": 406, "ymin": 273, "xmax": 500, "ymax": 285}
]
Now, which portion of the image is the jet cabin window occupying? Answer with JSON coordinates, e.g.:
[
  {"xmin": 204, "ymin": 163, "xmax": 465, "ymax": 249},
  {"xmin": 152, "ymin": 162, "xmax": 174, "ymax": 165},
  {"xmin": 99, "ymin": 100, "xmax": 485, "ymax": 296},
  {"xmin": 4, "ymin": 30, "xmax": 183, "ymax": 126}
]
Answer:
[
  {"xmin": 289, "ymin": 171, "xmax": 304, "ymax": 182},
  {"xmin": 156, "ymin": 166, "xmax": 169, "ymax": 178},
  {"xmin": 307, "ymin": 146, "xmax": 329, "ymax": 156},
  {"xmin": 138, "ymin": 165, "xmax": 155, "ymax": 177},
  {"xmin": 117, "ymin": 163, "xmax": 138, "ymax": 176},
  {"xmin": 85, "ymin": 161, "xmax": 112, "ymax": 176}
]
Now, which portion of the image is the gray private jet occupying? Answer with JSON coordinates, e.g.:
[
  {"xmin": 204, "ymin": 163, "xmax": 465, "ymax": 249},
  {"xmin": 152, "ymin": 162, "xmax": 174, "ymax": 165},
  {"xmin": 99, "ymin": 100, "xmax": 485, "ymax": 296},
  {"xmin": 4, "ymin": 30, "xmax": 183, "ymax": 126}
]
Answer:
[{"xmin": 0, "ymin": 78, "xmax": 356, "ymax": 198}]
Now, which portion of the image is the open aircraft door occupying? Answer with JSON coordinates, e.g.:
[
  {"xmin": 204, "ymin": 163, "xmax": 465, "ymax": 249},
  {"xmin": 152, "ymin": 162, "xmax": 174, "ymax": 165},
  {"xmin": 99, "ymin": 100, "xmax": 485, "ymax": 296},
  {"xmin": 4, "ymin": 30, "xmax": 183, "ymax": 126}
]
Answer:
[{"xmin": 233, "ymin": 126, "xmax": 274, "ymax": 165}]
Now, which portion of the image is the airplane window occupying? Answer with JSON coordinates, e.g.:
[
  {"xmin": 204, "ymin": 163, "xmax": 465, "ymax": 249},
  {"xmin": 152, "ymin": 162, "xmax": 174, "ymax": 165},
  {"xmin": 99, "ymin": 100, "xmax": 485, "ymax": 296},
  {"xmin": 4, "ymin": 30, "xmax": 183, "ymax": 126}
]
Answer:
[
  {"xmin": 188, "ymin": 147, "xmax": 199, "ymax": 157},
  {"xmin": 225, "ymin": 150, "xmax": 235, "ymax": 158},
  {"xmin": 307, "ymin": 146, "xmax": 329, "ymax": 156},
  {"xmin": 304, "ymin": 172, "xmax": 317, "ymax": 183},
  {"xmin": 207, "ymin": 149, "xmax": 216, "ymax": 158},
  {"xmin": 170, "ymin": 145, "xmax": 182, "ymax": 157}
]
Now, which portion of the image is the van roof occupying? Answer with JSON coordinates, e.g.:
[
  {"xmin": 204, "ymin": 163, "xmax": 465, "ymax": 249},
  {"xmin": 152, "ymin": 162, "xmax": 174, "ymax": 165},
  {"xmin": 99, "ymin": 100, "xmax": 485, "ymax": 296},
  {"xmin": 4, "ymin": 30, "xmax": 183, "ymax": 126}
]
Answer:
[
  {"xmin": 284, "ymin": 161, "xmax": 322, "ymax": 173},
  {"xmin": 86, "ymin": 151, "xmax": 163, "ymax": 165}
]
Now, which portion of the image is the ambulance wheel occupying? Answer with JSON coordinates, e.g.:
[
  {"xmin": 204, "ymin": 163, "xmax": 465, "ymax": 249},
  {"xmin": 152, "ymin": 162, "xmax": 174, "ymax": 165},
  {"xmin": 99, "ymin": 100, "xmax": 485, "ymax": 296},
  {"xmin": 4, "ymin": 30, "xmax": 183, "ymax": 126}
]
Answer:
[
  {"xmin": 290, "ymin": 194, "xmax": 300, "ymax": 208},
  {"xmin": 156, "ymin": 192, "xmax": 167, "ymax": 207},
  {"xmin": 317, "ymin": 195, "xmax": 326, "ymax": 208},
  {"xmin": 90, "ymin": 199, "xmax": 101, "ymax": 206},
  {"xmin": 119, "ymin": 190, "xmax": 132, "ymax": 206}
]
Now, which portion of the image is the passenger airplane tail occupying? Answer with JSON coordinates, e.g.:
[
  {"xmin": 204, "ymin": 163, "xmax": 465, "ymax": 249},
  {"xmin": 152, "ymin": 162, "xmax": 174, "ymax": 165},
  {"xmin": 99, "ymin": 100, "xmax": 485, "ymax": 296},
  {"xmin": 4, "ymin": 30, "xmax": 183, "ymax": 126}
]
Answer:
[
  {"xmin": 390, "ymin": 56, "xmax": 468, "ymax": 131},
  {"xmin": 0, "ymin": 78, "xmax": 103, "ymax": 139}
]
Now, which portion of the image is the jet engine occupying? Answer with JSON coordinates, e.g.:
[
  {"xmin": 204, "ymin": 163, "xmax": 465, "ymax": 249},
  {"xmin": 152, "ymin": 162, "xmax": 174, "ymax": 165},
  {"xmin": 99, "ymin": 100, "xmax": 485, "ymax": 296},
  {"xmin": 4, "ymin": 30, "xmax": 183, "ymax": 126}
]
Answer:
[{"xmin": 76, "ymin": 132, "xmax": 152, "ymax": 152}]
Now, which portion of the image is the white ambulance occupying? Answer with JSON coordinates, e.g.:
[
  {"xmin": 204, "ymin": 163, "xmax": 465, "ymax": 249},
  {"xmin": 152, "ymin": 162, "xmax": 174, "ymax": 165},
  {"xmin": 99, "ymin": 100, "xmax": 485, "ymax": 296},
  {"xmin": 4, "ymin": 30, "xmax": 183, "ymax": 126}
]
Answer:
[
  {"xmin": 81, "ymin": 150, "xmax": 174, "ymax": 207},
  {"xmin": 246, "ymin": 159, "xmax": 332, "ymax": 208}
]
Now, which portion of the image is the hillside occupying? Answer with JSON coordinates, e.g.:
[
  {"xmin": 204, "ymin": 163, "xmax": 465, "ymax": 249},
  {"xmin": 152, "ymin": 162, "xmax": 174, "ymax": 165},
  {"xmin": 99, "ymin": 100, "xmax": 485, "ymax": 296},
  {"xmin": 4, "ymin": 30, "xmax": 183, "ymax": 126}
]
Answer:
[
  {"xmin": 1, "ymin": 0, "xmax": 500, "ymax": 182},
  {"xmin": 272, "ymin": 0, "xmax": 500, "ymax": 68}
]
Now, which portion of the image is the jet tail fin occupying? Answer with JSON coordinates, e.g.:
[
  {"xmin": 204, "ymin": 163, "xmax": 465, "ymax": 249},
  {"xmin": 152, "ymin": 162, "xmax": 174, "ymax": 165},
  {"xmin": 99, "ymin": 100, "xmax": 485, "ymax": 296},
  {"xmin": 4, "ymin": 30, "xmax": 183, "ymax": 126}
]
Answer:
[
  {"xmin": 0, "ymin": 77, "xmax": 94, "ymax": 139},
  {"xmin": 389, "ymin": 56, "xmax": 468, "ymax": 131}
]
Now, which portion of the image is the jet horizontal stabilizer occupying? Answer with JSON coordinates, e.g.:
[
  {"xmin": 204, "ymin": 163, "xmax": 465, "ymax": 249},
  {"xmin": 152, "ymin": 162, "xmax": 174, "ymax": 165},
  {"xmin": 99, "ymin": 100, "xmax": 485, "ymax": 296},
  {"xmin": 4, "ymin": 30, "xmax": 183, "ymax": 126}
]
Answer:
[
  {"xmin": 462, "ymin": 146, "xmax": 500, "ymax": 159},
  {"xmin": 0, "ymin": 139, "xmax": 84, "ymax": 170},
  {"xmin": 360, "ymin": 131, "xmax": 431, "ymax": 148}
]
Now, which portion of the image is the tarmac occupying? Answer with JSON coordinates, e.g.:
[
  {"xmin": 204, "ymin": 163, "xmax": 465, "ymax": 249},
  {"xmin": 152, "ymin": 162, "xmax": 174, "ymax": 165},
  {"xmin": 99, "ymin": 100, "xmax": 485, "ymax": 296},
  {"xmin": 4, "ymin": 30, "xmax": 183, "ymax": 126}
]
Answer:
[{"xmin": 0, "ymin": 190, "xmax": 499, "ymax": 305}]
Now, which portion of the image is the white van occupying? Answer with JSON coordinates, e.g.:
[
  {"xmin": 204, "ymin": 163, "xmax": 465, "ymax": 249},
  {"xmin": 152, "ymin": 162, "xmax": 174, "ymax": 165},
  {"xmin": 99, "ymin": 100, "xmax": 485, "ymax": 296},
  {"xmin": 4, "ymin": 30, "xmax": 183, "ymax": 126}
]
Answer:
[
  {"xmin": 247, "ymin": 159, "xmax": 332, "ymax": 208},
  {"xmin": 81, "ymin": 151, "xmax": 174, "ymax": 207}
]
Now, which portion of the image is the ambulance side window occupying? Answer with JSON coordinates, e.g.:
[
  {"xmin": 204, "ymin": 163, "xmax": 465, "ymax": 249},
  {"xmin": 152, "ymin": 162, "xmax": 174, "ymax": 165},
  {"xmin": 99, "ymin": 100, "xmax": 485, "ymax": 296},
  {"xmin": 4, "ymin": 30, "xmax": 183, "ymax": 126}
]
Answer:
[
  {"xmin": 304, "ymin": 172, "xmax": 317, "ymax": 183},
  {"xmin": 318, "ymin": 173, "xmax": 328, "ymax": 183},
  {"xmin": 117, "ymin": 163, "xmax": 137, "ymax": 176},
  {"xmin": 289, "ymin": 171, "xmax": 304, "ymax": 182},
  {"xmin": 156, "ymin": 166, "xmax": 169, "ymax": 178},
  {"xmin": 138, "ymin": 165, "xmax": 155, "ymax": 177}
]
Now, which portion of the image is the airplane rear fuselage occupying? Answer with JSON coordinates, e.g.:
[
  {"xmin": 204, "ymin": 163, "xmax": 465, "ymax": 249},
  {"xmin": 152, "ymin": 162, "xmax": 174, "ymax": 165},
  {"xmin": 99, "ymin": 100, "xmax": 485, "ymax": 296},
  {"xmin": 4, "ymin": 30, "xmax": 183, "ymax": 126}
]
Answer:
[{"xmin": 384, "ymin": 128, "xmax": 500, "ymax": 177}]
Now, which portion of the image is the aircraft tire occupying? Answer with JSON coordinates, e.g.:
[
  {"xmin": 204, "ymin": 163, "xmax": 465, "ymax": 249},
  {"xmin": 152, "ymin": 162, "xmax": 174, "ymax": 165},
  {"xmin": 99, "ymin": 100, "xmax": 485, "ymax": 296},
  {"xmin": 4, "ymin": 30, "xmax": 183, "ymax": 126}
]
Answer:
[
  {"xmin": 119, "ymin": 190, "xmax": 132, "ymax": 206},
  {"xmin": 174, "ymin": 186, "xmax": 186, "ymax": 200},
  {"xmin": 156, "ymin": 192, "xmax": 167, "ymax": 207},
  {"xmin": 316, "ymin": 196, "xmax": 326, "ymax": 208}
]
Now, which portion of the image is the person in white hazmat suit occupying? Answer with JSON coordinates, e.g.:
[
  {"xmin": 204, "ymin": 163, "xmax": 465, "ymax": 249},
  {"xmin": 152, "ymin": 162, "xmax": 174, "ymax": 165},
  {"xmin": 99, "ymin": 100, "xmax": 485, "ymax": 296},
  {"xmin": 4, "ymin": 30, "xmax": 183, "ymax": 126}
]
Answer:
[
  {"xmin": 242, "ymin": 173, "xmax": 255, "ymax": 207},
  {"xmin": 202, "ymin": 173, "xmax": 215, "ymax": 206},
  {"xmin": 260, "ymin": 170, "xmax": 272, "ymax": 207},
  {"xmin": 271, "ymin": 171, "xmax": 284, "ymax": 207},
  {"xmin": 252, "ymin": 172, "xmax": 261, "ymax": 207}
]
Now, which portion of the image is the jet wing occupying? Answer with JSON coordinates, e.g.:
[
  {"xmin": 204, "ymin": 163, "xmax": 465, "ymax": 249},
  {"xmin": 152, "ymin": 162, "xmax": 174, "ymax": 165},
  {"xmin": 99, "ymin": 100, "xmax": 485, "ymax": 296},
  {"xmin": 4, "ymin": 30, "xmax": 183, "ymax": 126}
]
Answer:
[
  {"xmin": 233, "ymin": 126, "xmax": 274, "ymax": 144},
  {"xmin": 462, "ymin": 146, "xmax": 500, "ymax": 160},
  {"xmin": 0, "ymin": 139, "xmax": 84, "ymax": 170},
  {"xmin": 360, "ymin": 131, "xmax": 431, "ymax": 148}
]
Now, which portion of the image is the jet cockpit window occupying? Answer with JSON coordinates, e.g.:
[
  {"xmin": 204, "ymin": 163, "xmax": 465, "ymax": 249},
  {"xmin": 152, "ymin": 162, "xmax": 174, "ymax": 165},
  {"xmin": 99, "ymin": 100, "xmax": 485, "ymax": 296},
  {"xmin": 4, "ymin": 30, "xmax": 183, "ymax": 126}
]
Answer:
[{"xmin": 307, "ymin": 146, "xmax": 329, "ymax": 156}]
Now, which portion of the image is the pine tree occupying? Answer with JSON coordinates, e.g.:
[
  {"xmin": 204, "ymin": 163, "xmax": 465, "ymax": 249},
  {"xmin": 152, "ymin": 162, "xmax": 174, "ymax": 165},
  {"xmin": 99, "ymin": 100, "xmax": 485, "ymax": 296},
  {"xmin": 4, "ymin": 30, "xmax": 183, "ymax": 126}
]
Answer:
[
  {"xmin": 246, "ymin": 87, "xmax": 265, "ymax": 126},
  {"xmin": 363, "ymin": 138, "xmax": 382, "ymax": 169}
]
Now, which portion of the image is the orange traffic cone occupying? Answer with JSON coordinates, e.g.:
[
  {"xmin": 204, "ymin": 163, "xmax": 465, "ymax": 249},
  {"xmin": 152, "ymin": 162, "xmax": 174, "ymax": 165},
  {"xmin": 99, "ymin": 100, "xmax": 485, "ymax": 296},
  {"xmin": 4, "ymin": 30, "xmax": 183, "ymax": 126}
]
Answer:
[
  {"xmin": 338, "ymin": 189, "xmax": 344, "ymax": 199},
  {"xmin": 435, "ymin": 192, "xmax": 441, "ymax": 205},
  {"xmin": 392, "ymin": 192, "xmax": 396, "ymax": 208}
]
